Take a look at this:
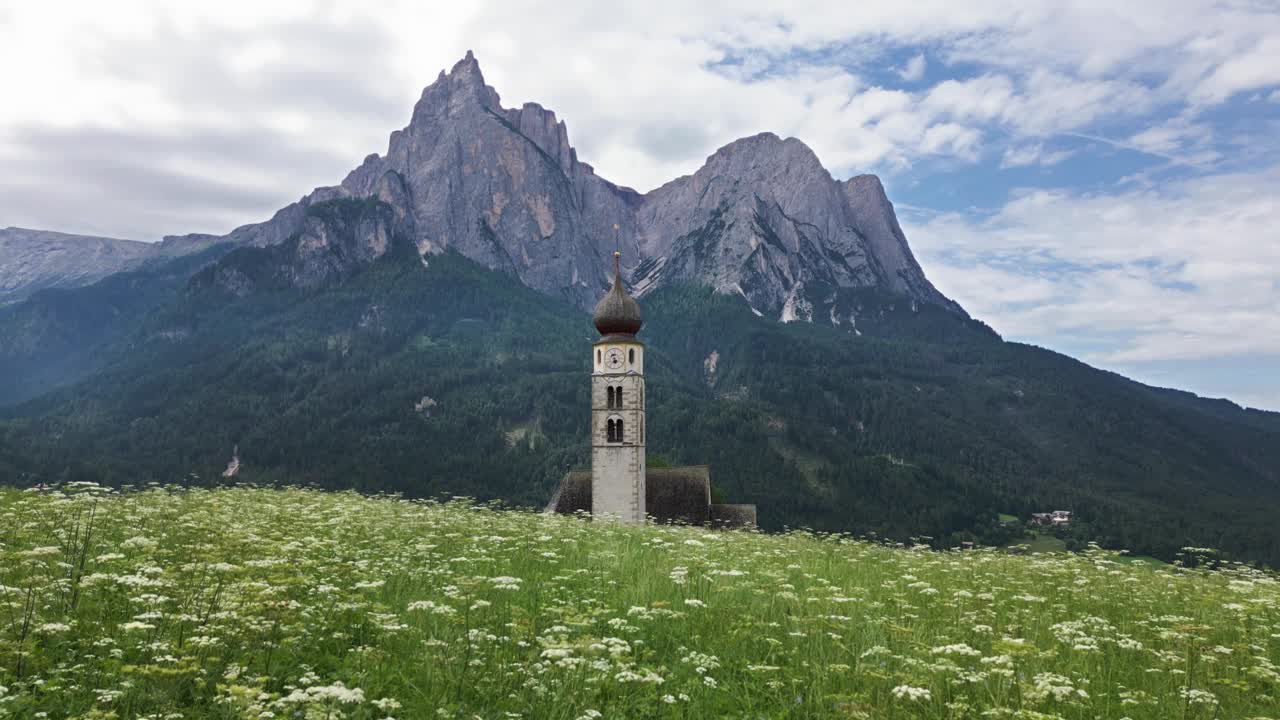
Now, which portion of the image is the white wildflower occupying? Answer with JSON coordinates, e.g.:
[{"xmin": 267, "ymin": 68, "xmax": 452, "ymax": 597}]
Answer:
[
  {"xmin": 1179, "ymin": 688, "xmax": 1217, "ymax": 706},
  {"xmin": 931, "ymin": 643, "xmax": 982, "ymax": 657},
  {"xmin": 408, "ymin": 600, "xmax": 457, "ymax": 615},
  {"xmin": 892, "ymin": 685, "xmax": 931, "ymax": 701},
  {"xmin": 279, "ymin": 681, "xmax": 366, "ymax": 705},
  {"xmin": 614, "ymin": 669, "xmax": 664, "ymax": 684},
  {"xmin": 490, "ymin": 576, "xmax": 521, "ymax": 591},
  {"xmin": 120, "ymin": 536, "xmax": 158, "ymax": 551}
]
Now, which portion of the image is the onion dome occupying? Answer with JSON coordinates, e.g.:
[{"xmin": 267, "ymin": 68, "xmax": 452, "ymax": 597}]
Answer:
[{"xmin": 593, "ymin": 251, "xmax": 643, "ymax": 337}]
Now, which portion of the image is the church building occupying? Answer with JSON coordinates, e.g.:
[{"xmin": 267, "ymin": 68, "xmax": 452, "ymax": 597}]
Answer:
[{"xmin": 546, "ymin": 252, "xmax": 757, "ymax": 528}]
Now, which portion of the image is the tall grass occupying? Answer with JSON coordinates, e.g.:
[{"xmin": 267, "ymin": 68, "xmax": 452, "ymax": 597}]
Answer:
[{"xmin": 1, "ymin": 484, "xmax": 1277, "ymax": 718}]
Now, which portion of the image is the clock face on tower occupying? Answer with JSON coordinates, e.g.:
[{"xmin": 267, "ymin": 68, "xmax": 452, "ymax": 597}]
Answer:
[{"xmin": 604, "ymin": 347, "xmax": 624, "ymax": 370}]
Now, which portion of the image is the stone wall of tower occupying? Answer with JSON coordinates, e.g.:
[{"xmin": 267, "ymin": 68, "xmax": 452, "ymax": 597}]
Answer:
[{"xmin": 591, "ymin": 349, "xmax": 646, "ymax": 523}]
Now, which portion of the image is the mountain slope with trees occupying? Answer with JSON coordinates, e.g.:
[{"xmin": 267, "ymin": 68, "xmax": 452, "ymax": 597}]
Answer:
[
  {"xmin": 2, "ymin": 53, "xmax": 1276, "ymax": 565},
  {"xmin": 1, "ymin": 198, "xmax": 1278, "ymax": 564}
]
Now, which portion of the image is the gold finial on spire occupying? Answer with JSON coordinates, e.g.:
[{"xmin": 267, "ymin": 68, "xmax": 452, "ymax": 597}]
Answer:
[{"xmin": 612, "ymin": 223, "xmax": 622, "ymax": 275}]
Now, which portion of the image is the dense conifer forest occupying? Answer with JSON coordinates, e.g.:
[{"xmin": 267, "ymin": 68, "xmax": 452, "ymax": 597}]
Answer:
[{"xmin": 2, "ymin": 200, "xmax": 1278, "ymax": 564}]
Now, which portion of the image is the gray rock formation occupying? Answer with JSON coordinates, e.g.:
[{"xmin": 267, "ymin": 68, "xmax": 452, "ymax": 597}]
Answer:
[
  {"xmin": 637, "ymin": 133, "xmax": 892, "ymax": 319},
  {"xmin": 221, "ymin": 51, "xmax": 959, "ymax": 318},
  {"xmin": 192, "ymin": 198, "xmax": 403, "ymax": 296},
  {"xmin": 7, "ymin": 51, "xmax": 960, "ymax": 319},
  {"xmin": 0, "ymin": 227, "xmax": 153, "ymax": 304},
  {"xmin": 0, "ymin": 227, "xmax": 222, "ymax": 305},
  {"xmin": 842, "ymin": 174, "xmax": 961, "ymax": 312},
  {"xmin": 333, "ymin": 51, "xmax": 641, "ymax": 309}
]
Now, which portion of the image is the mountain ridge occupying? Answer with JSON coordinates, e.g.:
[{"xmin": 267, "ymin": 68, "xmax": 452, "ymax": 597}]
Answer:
[
  {"xmin": 2, "ymin": 209, "xmax": 1278, "ymax": 563},
  {"xmin": 151, "ymin": 51, "xmax": 958, "ymax": 318},
  {"xmin": 4, "ymin": 52, "xmax": 952, "ymax": 320},
  {"xmin": 0, "ymin": 227, "xmax": 152, "ymax": 305},
  {"xmin": 5, "ymin": 54, "xmax": 1279, "ymax": 563},
  {"xmin": 0, "ymin": 226, "xmax": 225, "ymax": 306}
]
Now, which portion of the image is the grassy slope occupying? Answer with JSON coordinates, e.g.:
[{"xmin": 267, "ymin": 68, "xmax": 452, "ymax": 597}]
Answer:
[
  {"xmin": 1011, "ymin": 533, "xmax": 1069, "ymax": 554},
  {"xmin": 1, "ymin": 486, "xmax": 1276, "ymax": 719}
]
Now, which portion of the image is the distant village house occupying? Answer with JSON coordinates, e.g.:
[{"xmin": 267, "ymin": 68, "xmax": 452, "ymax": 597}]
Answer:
[{"xmin": 1031, "ymin": 510, "xmax": 1072, "ymax": 526}]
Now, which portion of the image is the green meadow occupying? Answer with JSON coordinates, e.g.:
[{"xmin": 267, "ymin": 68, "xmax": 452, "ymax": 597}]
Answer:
[{"xmin": 2, "ymin": 485, "xmax": 1278, "ymax": 719}]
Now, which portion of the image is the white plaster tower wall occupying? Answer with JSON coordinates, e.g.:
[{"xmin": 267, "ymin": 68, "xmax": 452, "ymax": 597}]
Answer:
[
  {"xmin": 591, "ymin": 342, "xmax": 646, "ymax": 522},
  {"xmin": 589, "ymin": 250, "xmax": 647, "ymax": 524}
]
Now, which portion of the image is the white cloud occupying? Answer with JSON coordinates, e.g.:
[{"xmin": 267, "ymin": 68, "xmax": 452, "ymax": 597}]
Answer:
[
  {"xmin": 919, "ymin": 70, "xmax": 1155, "ymax": 140},
  {"xmin": 898, "ymin": 53, "xmax": 927, "ymax": 82},
  {"xmin": 1188, "ymin": 35, "xmax": 1280, "ymax": 105},
  {"xmin": 999, "ymin": 143, "xmax": 1073, "ymax": 168},
  {"xmin": 923, "ymin": 74, "xmax": 1018, "ymax": 123},
  {"xmin": 1126, "ymin": 115, "xmax": 1219, "ymax": 166},
  {"xmin": 905, "ymin": 168, "xmax": 1280, "ymax": 369},
  {"xmin": 1, "ymin": 0, "xmax": 1278, "ymax": 408},
  {"xmin": 2, "ymin": 0, "xmax": 1278, "ymax": 239},
  {"xmin": 0, "ymin": 1, "xmax": 471, "ymax": 238}
]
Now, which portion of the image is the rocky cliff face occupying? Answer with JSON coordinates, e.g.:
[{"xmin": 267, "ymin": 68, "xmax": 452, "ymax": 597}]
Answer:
[
  {"xmin": 17, "ymin": 52, "xmax": 959, "ymax": 319},
  {"xmin": 632, "ymin": 133, "xmax": 964, "ymax": 319},
  {"xmin": 842, "ymin": 175, "xmax": 959, "ymax": 312},
  {"xmin": 171, "ymin": 52, "xmax": 958, "ymax": 319},
  {"xmin": 0, "ymin": 228, "xmax": 154, "ymax": 305},
  {"xmin": 0, "ymin": 227, "xmax": 223, "ymax": 305},
  {"xmin": 191, "ymin": 198, "xmax": 404, "ymax": 296},
  {"xmin": 334, "ymin": 52, "xmax": 639, "ymax": 309}
]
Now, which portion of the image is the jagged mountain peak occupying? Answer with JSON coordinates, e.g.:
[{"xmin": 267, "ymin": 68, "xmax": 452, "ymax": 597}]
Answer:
[
  {"xmin": 645, "ymin": 133, "xmax": 831, "ymax": 201},
  {"xmin": 454, "ymin": 48, "xmax": 481, "ymax": 74},
  {"xmin": 704, "ymin": 132, "xmax": 825, "ymax": 168},
  {"xmin": 111, "ymin": 52, "xmax": 960, "ymax": 320},
  {"xmin": 430, "ymin": 49, "xmax": 489, "ymax": 93},
  {"xmin": 842, "ymin": 174, "xmax": 961, "ymax": 313},
  {"xmin": 846, "ymin": 172, "xmax": 887, "ymax": 194}
]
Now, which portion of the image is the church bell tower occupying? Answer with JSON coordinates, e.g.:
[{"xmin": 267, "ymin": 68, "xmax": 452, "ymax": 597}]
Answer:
[{"xmin": 590, "ymin": 251, "xmax": 646, "ymax": 523}]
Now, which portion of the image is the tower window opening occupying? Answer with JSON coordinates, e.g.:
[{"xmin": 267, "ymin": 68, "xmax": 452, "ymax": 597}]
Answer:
[
  {"xmin": 607, "ymin": 386, "xmax": 615, "ymax": 409},
  {"xmin": 615, "ymin": 386, "xmax": 623, "ymax": 408},
  {"xmin": 616, "ymin": 419, "xmax": 624, "ymax": 443},
  {"xmin": 629, "ymin": 348, "xmax": 635, "ymax": 364},
  {"xmin": 597, "ymin": 349, "xmax": 601, "ymax": 365},
  {"xmin": 607, "ymin": 419, "xmax": 616, "ymax": 442}
]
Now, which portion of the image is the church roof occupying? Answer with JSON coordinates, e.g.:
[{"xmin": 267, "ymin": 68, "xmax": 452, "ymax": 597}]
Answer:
[
  {"xmin": 548, "ymin": 466, "xmax": 711, "ymax": 525},
  {"xmin": 592, "ymin": 251, "xmax": 643, "ymax": 338},
  {"xmin": 546, "ymin": 467, "xmax": 757, "ymax": 528}
]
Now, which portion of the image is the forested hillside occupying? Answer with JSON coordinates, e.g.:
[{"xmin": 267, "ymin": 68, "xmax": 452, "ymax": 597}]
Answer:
[
  {"xmin": 1, "ymin": 199, "xmax": 1278, "ymax": 564},
  {"xmin": 0, "ymin": 245, "xmax": 232, "ymax": 405}
]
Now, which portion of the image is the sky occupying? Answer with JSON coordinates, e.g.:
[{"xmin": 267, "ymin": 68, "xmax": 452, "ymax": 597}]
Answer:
[{"xmin": 1, "ymin": 1, "xmax": 1278, "ymax": 410}]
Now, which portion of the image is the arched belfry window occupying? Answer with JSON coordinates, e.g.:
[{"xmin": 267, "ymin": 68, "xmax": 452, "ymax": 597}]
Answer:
[
  {"xmin": 629, "ymin": 348, "xmax": 635, "ymax": 364},
  {"xmin": 606, "ymin": 419, "xmax": 616, "ymax": 442},
  {"xmin": 616, "ymin": 419, "xmax": 625, "ymax": 443},
  {"xmin": 615, "ymin": 386, "xmax": 623, "ymax": 408},
  {"xmin": 606, "ymin": 386, "xmax": 615, "ymax": 409}
]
